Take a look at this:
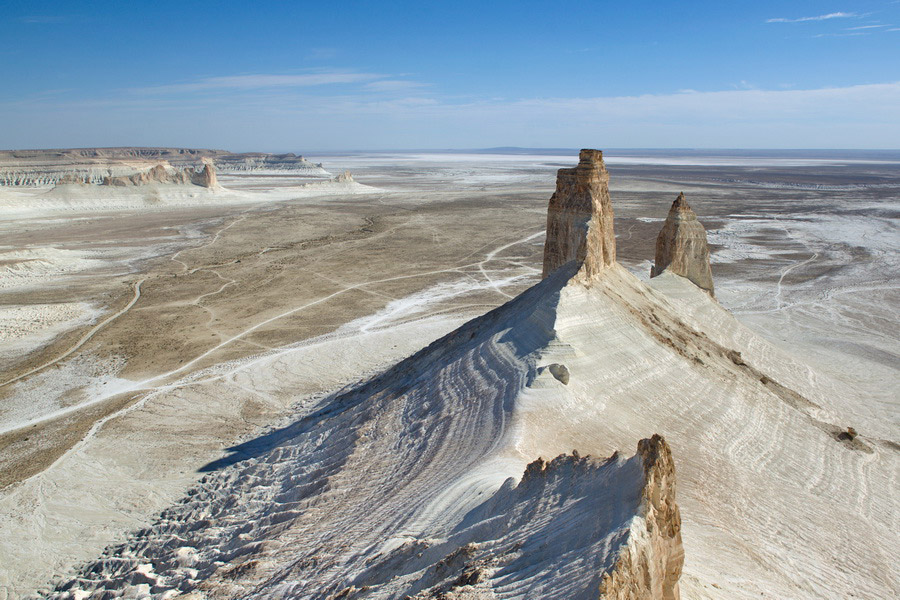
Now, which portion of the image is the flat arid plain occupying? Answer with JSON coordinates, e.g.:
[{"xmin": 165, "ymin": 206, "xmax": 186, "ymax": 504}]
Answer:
[{"xmin": 0, "ymin": 150, "xmax": 897, "ymax": 599}]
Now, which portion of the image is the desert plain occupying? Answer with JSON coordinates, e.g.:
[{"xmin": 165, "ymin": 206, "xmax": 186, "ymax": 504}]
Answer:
[{"xmin": 0, "ymin": 149, "xmax": 897, "ymax": 599}]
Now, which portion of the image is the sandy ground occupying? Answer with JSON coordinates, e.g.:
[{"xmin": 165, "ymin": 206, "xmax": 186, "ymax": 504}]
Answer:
[{"xmin": 0, "ymin": 151, "xmax": 897, "ymax": 598}]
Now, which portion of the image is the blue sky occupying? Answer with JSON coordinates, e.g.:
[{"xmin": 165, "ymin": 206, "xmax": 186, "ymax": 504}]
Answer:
[{"xmin": 1, "ymin": 0, "xmax": 899, "ymax": 150}]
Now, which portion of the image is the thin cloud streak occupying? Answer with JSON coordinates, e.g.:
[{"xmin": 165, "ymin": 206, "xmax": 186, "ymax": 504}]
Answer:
[
  {"xmin": 132, "ymin": 72, "xmax": 385, "ymax": 94},
  {"xmin": 767, "ymin": 12, "xmax": 856, "ymax": 23},
  {"xmin": 4, "ymin": 82, "xmax": 898, "ymax": 149},
  {"xmin": 20, "ymin": 15, "xmax": 67, "ymax": 24},
  {"xmin": 363, "ymin": 80, "xmax": 429, "ymax": 92}
]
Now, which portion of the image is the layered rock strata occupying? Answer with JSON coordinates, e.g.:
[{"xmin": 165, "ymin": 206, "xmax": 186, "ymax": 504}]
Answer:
[
  {"xmin": 0, "ymin": 148, "xmax": 324, "ymax": 186},
  {"xmin": 541, "ymin": 149, "xmax": 616, "ymax": 280},
  {"xmin": 650, "ymin": 193, "xmax": 714, "ymax": 295},
  {"xmin": 99, "ymin": 162, "xmax": 217, "ymax": 188}
]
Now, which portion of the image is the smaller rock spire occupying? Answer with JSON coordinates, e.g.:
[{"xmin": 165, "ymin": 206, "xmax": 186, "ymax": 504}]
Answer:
[{"xmin": 650, "ymin": 193, "xmax": 714, "ymax": 295}]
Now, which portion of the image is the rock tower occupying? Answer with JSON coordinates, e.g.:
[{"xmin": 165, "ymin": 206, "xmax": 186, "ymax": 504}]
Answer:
[
  {"xmin": 651, "ymin": 193, "xmax": 714, "ymax": 295},
  {"xmin": 541, "ymin": 149, "xmax": 616, "ymax": 279}
]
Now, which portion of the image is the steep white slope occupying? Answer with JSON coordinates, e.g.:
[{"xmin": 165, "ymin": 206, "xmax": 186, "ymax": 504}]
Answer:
[
  {"xmin": 46, "ymin": 261, "xmax": 896, "ymax": 599},
  {"xmin": 528, "ymin": 266, "xmax": 897, "ymax": 599},
  {"xmin": 46, "ymin": 267, "xmax": 684, "ymax": 600}
]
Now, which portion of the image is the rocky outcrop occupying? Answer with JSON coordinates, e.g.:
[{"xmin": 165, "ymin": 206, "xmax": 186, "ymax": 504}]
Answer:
[
  {"xmin": 190, "ymin": 159, "xmax": 217, "ymax": 187},
  {"xmin": 599, "ymin": 435, "xmax": 684, "ymax": 600},
  {"xmin": 542, "ymin": 149, "xmax": 616, "ymax": 280},
  {"xmin": 650, "ymin": 193, "xmax": 714, "ymax": 295},
  {"xmin": 333, "ymin": 170, "xmax": 354, "ymax": 183},
  {"xmin": 99, "ymin": 162, "xmax": 217, "ymax": 188}
]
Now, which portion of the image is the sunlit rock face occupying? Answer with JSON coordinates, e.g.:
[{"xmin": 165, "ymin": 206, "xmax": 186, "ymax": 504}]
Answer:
[
  {"xmin": 599, "ymin": 434, "xmax": 684, "ymax": 600},
  {"xmin": 99, "ymin": 162, "xmax": 217, "ymax": 188},
  {"xmin": 190, "ymin": 159, "xmax": 217, "ymax": 188},
  {"xmin": 651, "ymin": 193, "xmax": 714, "ymax": 295},
  {"xmin": 541, "ymin": 149, "xmax": 616, "ymax": 280}
]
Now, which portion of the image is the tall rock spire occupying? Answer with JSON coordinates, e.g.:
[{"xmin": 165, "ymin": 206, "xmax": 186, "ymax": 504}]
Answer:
[
  {"xmin": 651, "ymin": 193, "xmax": 714, "ymax": 295},
  {"xmin": 541, "ymin": 149, "xmax": 616, "ymax": 279}
]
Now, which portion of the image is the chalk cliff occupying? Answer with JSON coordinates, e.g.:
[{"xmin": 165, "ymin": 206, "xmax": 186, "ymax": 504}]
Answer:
[
  {"xmin": 650, "ymin": 193, "xmax": 714, "ymax": 295},
  {"xmin": 0, "ymin": 147, "xmax": 325, "ymax": 186},
  {"xmin": 541, "ymin": 149, "xmax": 616, "ymax": 280},
  {"xmin": 100, "ymin": 162, "xmax": 217, "ymax": 188}
]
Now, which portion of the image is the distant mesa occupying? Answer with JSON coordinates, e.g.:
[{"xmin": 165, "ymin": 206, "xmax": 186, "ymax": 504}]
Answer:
[
  {"xmin": 650, "ymin": 192, "xmax": 715, "ymax": 295},
  {"xmin": 97, "ymin": 160, "xmax": 217, "ymax": 189},
  {"xmin": 0, "ymin": 147, "xmax": 326, "ymax": 187},
  {"xmin": 541, "ymin": 149, "xmax": 616, "ymax": 280}
]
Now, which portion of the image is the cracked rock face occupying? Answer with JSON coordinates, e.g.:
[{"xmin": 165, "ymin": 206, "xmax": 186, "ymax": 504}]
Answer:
[
  {"xmin": 541, "ymin": 149, "xmax": 616, "ymax": 280},
  {"xmin": 650, "ymin": 193, "xmax": 714, "ymax": 295}
]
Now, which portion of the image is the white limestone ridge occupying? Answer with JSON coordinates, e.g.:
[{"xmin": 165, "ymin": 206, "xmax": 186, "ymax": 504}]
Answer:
[{"xmin": 46, "ymin": 151, "xmax": 895, "ymax": 600}]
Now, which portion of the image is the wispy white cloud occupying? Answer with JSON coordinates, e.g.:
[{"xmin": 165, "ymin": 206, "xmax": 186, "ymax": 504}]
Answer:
[
  {"xmin": 20, "ymin": 15, "xmax": 67, "ymax": 24},
  {"xmin": 767, "ymin": 12, "xmax": 856, "ymax": 23},
  {"xmin": 845, "ymin": 24, "xmax": 889, "ymax": 30},
  {"xmin": 812, "ymin": 32, "xmax": 868, "ymax": 38},
  {"xmin": 5, "ymin": 81, "xmax": 899, "ymax": 149},
  {"xmin": 307, "ymin": 47, "xmax": 339, "ymax": 60},
  {"xmin": 132, "ymin": 72, "xmax": 384, "ymax": 94},
  {"xmin": 363, "ymin": 80, "xmax": 429, "ymax": 92}
]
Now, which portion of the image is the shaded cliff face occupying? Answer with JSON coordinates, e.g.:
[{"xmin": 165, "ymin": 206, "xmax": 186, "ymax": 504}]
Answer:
[
  {"xmin": 541, "ymin": 149, "xmax": 615, "ymax": 279},
  {"xmin": 650, "ymin": 193, "xmax": 714, "ymax": 295}
]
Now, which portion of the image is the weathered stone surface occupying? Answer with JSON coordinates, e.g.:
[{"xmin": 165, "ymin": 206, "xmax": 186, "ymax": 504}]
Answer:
[
  {"xmin": 650, "ymin": 193, "xmax": 714, "ymax": 295},
  {"xmin": 190, "ymin": 159, "xmax": 217, "ymax": 188},
  {"xmin": 600, "ymin": 434, "xmax": 684, "ymax": 600},
  {"xmin": 0, "ymin": 147, "xmax": 325, "ymax": 186},
  {"xmin": 541, "ymin": 149, "xmax": 615, "ymax": 279},
  {"xmin": 99, "ymin": 162, "xmax": 216, "ymax": 188}
]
